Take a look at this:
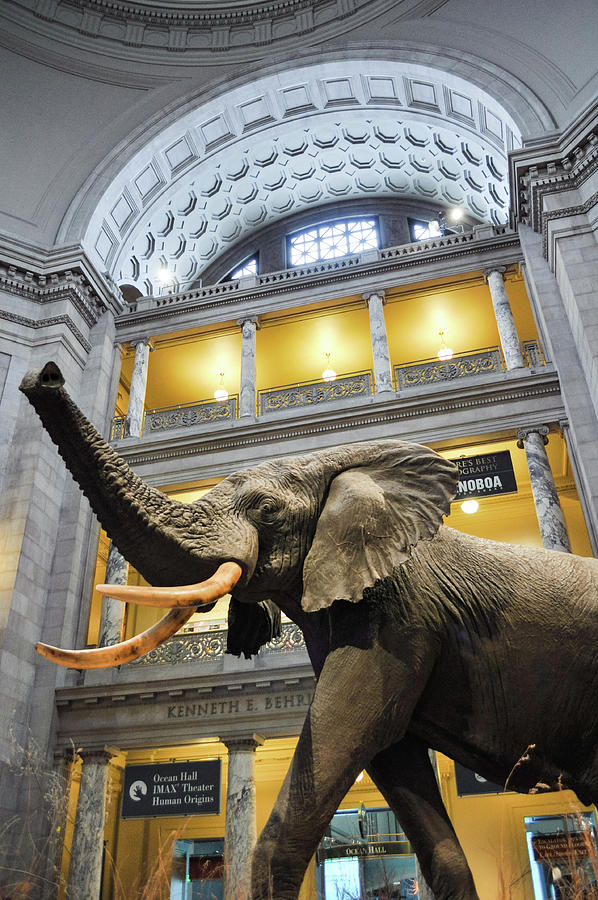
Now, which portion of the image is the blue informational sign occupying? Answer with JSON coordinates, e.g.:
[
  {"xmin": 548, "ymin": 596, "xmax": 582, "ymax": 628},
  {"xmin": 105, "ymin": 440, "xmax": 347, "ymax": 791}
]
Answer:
[{"xmin": 121, "ymin": 760, "xmax": 221, "ymax": 818}]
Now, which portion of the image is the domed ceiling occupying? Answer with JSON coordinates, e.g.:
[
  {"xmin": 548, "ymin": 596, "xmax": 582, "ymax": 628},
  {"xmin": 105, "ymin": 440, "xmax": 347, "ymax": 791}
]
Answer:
[{"xmin": 85, "ymin": 59, "xmax": 520, "ymax": 295}]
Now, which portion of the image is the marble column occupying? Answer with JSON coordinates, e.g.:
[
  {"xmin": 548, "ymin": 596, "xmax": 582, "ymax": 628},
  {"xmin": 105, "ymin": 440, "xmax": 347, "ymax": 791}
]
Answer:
[
  {"xmin": 364, "ymin": 290, "xmax": 394, "ymax": 394},
  {"xmin": 517, "ymin": 426, "xmax": 571, "ymax": 552},
  {"xmin": 98, "ymin": 541, "xmax": 129, "ymax": 647},
  {"xmin": 484, "ymin": 267, "xmax": 525, "ymax": 370},
  {"xmin": 42, "ymin": 749, "xmax": 77, "ymax": 900},
  {"xmin": 124, "ymin": 338, "xmax": 153, "ymax": 437},
  {"xmin": 66, "ymin": 749, "xmax": 114, "ymax": 900},
  {"xmin": 238, "ymin": 317, "xmax": 259, "ymax": 418},
  {"xmin": 223, "ymin": 735, "xmax": 264, "ymax": 900}
]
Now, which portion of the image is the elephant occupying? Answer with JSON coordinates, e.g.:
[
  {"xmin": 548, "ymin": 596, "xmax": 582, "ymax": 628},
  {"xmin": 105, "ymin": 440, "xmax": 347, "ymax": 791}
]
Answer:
[{"xmin": 20, "ymin": 360, "xmax": 598, "ymax": 900}]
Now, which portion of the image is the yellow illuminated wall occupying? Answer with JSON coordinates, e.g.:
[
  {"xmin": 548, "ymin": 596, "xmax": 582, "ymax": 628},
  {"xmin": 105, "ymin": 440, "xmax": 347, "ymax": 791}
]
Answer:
[
  {"xmin": 384, "ymin": 270, "xmax": 539, "ymax": 367},
  {"xmin": 256, "ymin": 301, "xmax": 371, "ymax": 391}
]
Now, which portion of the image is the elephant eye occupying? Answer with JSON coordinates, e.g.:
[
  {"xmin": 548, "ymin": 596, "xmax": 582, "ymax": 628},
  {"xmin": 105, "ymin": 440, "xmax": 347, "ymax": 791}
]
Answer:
[{"xmin": 247, "ymin": 495, "xmax": 282, "ymax": 525}]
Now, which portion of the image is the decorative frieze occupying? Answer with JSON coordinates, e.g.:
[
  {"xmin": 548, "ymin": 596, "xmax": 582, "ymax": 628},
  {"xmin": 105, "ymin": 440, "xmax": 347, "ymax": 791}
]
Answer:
[
  {"xmin": 395, "ymin": 347, "xmax": 505, "ymax": 389},
  {"xmin": 144, "ymin": 396, "xmax": 238, "ymax": 433},
  {"xmin": 258, "ymin": 371, "xmax": 373, "ymax": 414}
]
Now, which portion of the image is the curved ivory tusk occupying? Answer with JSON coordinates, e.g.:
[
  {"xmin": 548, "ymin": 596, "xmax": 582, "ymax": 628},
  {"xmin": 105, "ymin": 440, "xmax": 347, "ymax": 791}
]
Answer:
[
  {"xmin": 35, "ymin": 562, "xmax": 243, "ymax": 669},
  {"xmin": 36, "ymin": 607, "xmax": 196, "ymax": 669},
  {"xmin": 95, "ymin": 561, "xmax": 243, "ymax": 608}
]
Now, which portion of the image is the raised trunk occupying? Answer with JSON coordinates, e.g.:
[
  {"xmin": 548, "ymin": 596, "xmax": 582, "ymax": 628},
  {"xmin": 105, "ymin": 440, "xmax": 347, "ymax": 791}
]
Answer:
[{"xmin": 20, "ymin": 362, "xmax": 219, "ymax": 586}]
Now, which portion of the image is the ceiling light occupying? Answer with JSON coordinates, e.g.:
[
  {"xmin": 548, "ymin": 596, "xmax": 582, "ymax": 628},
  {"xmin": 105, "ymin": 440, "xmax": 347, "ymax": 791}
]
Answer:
[
  {"xmin": 321, "ymin": 353, "xmax": 336, "ymax": 382},
  {"xmin": 450, "ymin": 208, "xmax": 464, "ymax": 222},
  {"xmin": 213, "ymin": 372, "xmax": 228, "ymax": 402},
  {"xmin": 461, "ymin": 499, "xmax": 479, "ymax": 514},
  {"xmin": 437, "ymin": 330, "xmax": 453, "ymax": 361},
  {"xmin": 157, "ymin": 266, "xmax": 172, "ymax": 284}
]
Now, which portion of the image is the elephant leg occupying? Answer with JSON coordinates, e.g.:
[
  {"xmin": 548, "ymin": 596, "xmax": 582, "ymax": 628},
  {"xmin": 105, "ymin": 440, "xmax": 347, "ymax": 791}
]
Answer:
[
  {"xmin": 251, "ymin": 641, "xmax": 437, "ymax": 900},
  {"xmin": 367, "ymin": 735, "xmax": 479, "ymax": 900}
]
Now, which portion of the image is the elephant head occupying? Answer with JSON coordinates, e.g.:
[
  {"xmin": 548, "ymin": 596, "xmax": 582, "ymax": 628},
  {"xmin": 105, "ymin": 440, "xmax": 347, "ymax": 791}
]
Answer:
[{"xmin": 20, "ymin": 361, "xmax": 459, "ymax": 668}]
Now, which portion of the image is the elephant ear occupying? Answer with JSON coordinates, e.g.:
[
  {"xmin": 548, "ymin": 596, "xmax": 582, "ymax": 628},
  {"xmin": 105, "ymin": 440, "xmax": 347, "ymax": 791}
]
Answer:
[
  {"xmin": 301, "ymin": 443, "xmax": 458, "ymax": 612},
  {"xmin": 226, "ymin": 597, "xmax": 282, "ymax": 659}
]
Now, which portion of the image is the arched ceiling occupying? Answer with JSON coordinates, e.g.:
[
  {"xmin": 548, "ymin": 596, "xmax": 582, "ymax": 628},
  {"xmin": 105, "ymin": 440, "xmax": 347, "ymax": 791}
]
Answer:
[{"xmin": 84, "ymin": 59, "xmax": 520, "ymax": 295}]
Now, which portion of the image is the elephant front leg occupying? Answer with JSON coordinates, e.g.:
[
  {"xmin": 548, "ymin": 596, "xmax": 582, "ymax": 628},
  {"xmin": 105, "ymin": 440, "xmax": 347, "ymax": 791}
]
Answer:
[
  {"xmin": 368, "ymin": 735, "xmax": 479, "ymax": 900},
  {"xmin": 252, "ymin": 640, "xmax": 437, "ymax": 900}
]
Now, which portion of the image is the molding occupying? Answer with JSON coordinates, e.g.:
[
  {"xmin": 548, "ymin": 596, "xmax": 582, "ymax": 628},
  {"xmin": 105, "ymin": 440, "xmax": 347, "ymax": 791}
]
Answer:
[
  {"xmin": 0, "ymin": 308, "xmax": 92, "ymax": 352},
  {"xmin": 114, "ymin": 369, "xmax": 563, "ymax": 476},
  {"xmin": 509, "ymin": 101, "xmax": 598, "ymax": 250},
  {"xmin": 115, "ymin": 230, "xmax": 522, "ymax": 336}
]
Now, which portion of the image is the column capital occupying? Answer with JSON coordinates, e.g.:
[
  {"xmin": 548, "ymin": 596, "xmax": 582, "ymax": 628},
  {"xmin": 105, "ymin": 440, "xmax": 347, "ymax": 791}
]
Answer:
[
  {"xmin": 363, "ymin": 289, "xmax": 386, "ymax": 305},
  {"xmin": 222, "ymin": 734, "xmax": 265, "ymax": 752},
  {"xmin": 516, "ymin": 424, "xmax": 550, "ymax": 448},
  {"xmin": 77, "ymin": 746, "xmax": 119, "ymax": 765},
  {"xmin": 129, "ymin": 337, "xmax": 155, "ymax": 351},
  {"xmin": 237, "ymin": 316, "xmax": 261, "ymax": 331},
  {"xmin": 482, "ymin": 266, "xmax": 507, "ymax": 282}
]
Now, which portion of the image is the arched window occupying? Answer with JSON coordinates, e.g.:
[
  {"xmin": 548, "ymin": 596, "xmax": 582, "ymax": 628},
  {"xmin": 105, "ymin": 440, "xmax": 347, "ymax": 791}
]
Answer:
[
  {"xmin": 287, "ymin": 218, "xmax": 379, "ymax": 267},
  {"xmin": 408, "ymin": 218, "xmax": 444, "ymax": 241},
  {"xmin": 221, "ymin": 255, "xmax": 258, "ymax": 282}
]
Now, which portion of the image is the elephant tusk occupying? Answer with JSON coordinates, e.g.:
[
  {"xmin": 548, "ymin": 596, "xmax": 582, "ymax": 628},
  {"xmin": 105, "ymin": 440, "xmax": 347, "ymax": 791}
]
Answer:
[
  {"xmin": 35, "ymin": 562, "xmax": 243, "ymax": 669},
  {"xmin": 95, "ymin": 561, "xmax": 243, "ymax": 608},
  {"xmin": 36, "ymin": 607, "xmax": 197, "ymax": 669}
]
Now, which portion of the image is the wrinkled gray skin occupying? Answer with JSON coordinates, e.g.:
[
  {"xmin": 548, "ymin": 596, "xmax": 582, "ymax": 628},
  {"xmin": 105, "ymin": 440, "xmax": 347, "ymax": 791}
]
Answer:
[{"xmin": 20, "ymin": 362, "xmax": 598, "ymax": 900}]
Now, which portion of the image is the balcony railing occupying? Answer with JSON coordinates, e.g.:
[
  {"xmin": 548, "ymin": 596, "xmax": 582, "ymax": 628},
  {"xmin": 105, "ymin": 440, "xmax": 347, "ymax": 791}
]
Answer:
[
  {"xmin": 258, "ymin": 370, "xmax": 373, "ymax": 415},
  {"xmin": 394, "ymin": 346, "xmax": 505, "ymax": 389},
  {"xmin": 125, "ymin": 621, "xmax": 305, "ymax": 667},
  {"xmin": 145, "ymin": 395, "xmax": 238, "ymax": 434},
  {"xmin": 111, "ymin": 341, "xmax": 547, "ymax": 437}
]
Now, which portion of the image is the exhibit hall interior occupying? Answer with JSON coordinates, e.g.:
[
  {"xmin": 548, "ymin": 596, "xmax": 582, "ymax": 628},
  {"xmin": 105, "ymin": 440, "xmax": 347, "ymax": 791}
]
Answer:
[{"xmin": 1, "ymin": 0, "xmax": 598, "ymax": 897}]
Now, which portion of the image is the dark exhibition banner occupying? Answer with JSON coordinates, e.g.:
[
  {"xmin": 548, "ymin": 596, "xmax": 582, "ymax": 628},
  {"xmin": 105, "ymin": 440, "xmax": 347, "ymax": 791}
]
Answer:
[
  {"xmin": 454, "ymin": 763, "xmax": 505, "ymax": 796},
  {"xmin": 122, "ymin": 760, "xmax": 221, "ymax": 818},
  {"xmin": 454, "ymin": 450, "xmax": 517, "ymax": 500}
]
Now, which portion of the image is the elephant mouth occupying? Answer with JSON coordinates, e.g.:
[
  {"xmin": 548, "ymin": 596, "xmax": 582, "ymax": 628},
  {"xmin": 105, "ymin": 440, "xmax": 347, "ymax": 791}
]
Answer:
[{"xmin": 36, "ymin": 561, "xmax": 243, "ymax": 669}]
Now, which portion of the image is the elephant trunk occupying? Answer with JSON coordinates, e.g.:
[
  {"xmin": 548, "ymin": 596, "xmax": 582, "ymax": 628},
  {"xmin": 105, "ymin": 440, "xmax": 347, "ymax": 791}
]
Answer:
[{"xmin": 19, "ymin": 362, "xmax": 246, "ymax": 588}]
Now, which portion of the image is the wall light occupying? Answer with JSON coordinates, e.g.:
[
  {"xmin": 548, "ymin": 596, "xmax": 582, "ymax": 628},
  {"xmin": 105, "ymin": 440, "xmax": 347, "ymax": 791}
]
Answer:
[
  {"xmin": 461, "ymin": 499, "xmax": 479, "ymax": 514},
  {"xmin": 437, "ymin": 331, "xmax": 454, "ymax": 361},
  {"xmin": 321, "ymin": 353, "xmax": 337, "ymax": 382},
  {"xmin": 213, "ymin": 372, "xmax": 228, "ymax": 402}
]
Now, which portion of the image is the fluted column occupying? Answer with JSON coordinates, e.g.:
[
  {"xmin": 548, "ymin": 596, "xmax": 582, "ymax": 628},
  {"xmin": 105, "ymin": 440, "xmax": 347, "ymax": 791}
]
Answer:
[
  {"xmin": 484, "ymin": 267, "xmax": 525, "ymax": 370},
  {"xmin": 364, "ymin": 290, "xmax": 394, "ymax": 394},
  {"xmin": 98, "ymin": 541, "xmax": 129, "ymax": 647},
  {"xmin": 66, "ymin": 749, "xmax": 115, "ymax": 900},
  {"xmin": 517, "ymin": 426, "xmax": 571, "ymax": 552},
  {"xmin": 223, "ymin": 735, "xmax": 264, "ymax": 900},
  {"xmin": 124, "ymin": 338, "xmax": 153, "ymax": 437},
  {"xmin": 238, "ymin": 317, "xmax": 259, "ymax": 418}
]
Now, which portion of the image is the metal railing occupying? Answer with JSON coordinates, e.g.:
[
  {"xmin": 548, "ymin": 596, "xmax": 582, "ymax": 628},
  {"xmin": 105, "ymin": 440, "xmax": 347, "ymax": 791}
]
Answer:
[
  {"xmin": 125, "ymin": 621, "xmax": 305, "ymax": 667},
  {"xmin": 143, "ymin": 395, "xmax": 238, "ymax": 434},
  {"xmin": 394, "ymin": 346, "xmax": 505, "ymax": 389},
  {"xmin": 258, "ymin": 370, "xmax": 373, "ymax": 415},
  {"xmin": 110, "ymin": 415, "xmax": 126, "ymax": 440}
]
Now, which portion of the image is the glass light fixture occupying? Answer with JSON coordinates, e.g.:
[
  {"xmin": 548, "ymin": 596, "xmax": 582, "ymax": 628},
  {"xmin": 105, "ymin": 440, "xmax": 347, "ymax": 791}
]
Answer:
[
  {"xmin": 449, "ymin": 207, "xmax": 464, "ymax": 222},
  {"xmin": 461, "ymin": 499, "xmax": 479, "ymax": 514},
  {"xmin": 437, "ymin": 330, "xmax": 454, "ymax": 361},
  {"xmin": 157, "ymin": 265, "xmax": 172, "ymax": 284},
  {"xmin": 213, "ymin": 372, "xmax": 228, "ymax": 403},
  {"xmin": 321, "ymin": 353, "xmax": 337, "ymax": 382}
]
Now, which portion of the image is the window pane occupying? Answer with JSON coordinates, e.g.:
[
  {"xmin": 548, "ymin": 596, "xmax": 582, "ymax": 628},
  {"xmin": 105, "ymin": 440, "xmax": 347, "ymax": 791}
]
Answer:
[
  {"xmin": 288, "ymin": 218, "xmax": 379, "ymax": 266},
  {"xmin": 230, "ymin": 257, "xmax": 258, "ymax": 279}
]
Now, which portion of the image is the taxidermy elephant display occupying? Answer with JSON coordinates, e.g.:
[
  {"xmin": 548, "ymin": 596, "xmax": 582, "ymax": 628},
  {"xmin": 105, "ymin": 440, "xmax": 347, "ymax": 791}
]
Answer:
[{"xmin": 20, "ymin": 361, "xmax": 598, "ymax": 900}]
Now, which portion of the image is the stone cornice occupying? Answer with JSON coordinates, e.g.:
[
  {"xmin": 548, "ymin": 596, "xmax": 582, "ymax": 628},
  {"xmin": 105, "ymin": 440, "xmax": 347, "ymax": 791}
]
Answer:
[
  {"xmin": 114, "ymin": 368, "xmax": 563, "ymax": 482},
  {"xmin": 509, "ymin": 100, "xmax": 598, "ymax": 242},
  {"xmin": 116, "ymin": 229, "xmax": 521, "ymax": 336},
  {"xmin": 0, "ymin": 308, "xmax": 92, "ymax": 352},
  {"xmin": 0, "ymin": 237, "xmax": 124, "ymax": 326}
]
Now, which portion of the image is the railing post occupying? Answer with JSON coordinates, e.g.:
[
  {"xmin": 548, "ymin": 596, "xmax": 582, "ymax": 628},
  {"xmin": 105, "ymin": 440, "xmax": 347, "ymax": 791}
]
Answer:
[
  {"xmin": 483, "ymin": 268, "xmax": 525, "ymax": 370},
  {"xmin": 364, "ymin": 290, "xmax": 394, "ymax": 394},
  {"xmin": 124, "ymin": 338, "xmax": 154, "ymax": 437},
  {"xmin": 238, "ymin": 317, "xmax": 260, "ymax": 418}
]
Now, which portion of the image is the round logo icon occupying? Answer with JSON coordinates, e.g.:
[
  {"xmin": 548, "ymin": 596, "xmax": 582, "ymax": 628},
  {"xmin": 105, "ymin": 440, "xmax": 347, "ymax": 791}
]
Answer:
[{"xmin": 129, "ymin": 779, "xmax": 148, "ymax": 802}]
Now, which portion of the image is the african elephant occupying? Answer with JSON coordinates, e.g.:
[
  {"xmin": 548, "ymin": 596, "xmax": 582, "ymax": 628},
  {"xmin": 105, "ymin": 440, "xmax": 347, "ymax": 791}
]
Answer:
[{"xmin": 20, "ymin": 361, "xmax": 598, "ymax": 900}]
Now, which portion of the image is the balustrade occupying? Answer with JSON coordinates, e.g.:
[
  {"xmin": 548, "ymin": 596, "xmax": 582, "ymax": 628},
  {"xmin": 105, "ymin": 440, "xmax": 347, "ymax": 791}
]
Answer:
[
  {"xmin": 143, "ymin": 395, "xmax": 238, "ymax": 433},
  {"xmin": 125, "ymin": 621, "xmax": 305, "ymax": 667},
  {"xmin": 257, "ymin": 371, "xmax": 373, "ymax": 415}
]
